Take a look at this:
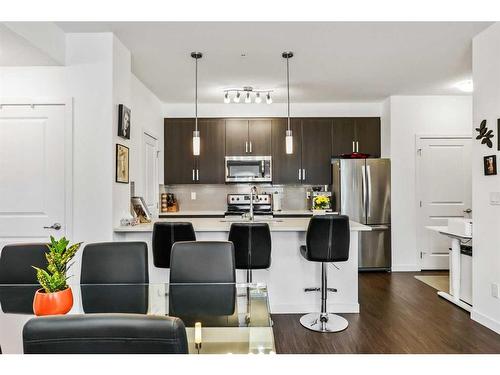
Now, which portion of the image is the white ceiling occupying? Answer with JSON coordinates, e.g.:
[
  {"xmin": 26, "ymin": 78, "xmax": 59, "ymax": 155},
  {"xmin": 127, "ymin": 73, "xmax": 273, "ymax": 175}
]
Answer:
[
  {"xmin": 57, "ymin": 22, "xmax": 491, "ymax": 103},
  {"xmin": 0, "ymin": 24, "xmax": 60, "ymax": 66}
]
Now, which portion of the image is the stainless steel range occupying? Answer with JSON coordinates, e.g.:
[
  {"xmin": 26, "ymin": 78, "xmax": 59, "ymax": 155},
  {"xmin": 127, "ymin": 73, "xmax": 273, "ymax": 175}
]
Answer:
[{"xmin": 225, "ymin": 193, "xmax": 272, "ymax": 216}]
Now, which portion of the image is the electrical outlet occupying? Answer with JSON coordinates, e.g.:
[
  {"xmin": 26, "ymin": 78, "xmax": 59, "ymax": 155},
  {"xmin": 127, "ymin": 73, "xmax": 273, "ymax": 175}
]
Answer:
[
  {"xmin": 191, "ymin": 192, "xmax": 196, "ymax": 200},
  {"xmin": 490, "ymin": 192, "xmax": 500, "ymax": 205},
  {"xmin": 491, "ymin": 283, "xmax": 499, "ymax": 299}
]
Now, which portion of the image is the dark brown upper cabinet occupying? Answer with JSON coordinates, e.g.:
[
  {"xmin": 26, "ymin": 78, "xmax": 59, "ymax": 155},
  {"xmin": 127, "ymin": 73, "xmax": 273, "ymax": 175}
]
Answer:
[
  {"xmin": 271, "ymin": 118, "xmax": 302, "ymax": 184},
  {"xmin": 300, "ymin": 118, "xmax": 333, "ymax": 185},
  {"xmin": 197, "ymin": 118, "xmax": 226, "ymax": 184},
  {"xmin": 164, "ymin": 118, "xmax": 196, "ymax": 184},
  {"xmin": 355, "ymin": 117, "xmax": 381, "ymax": 157},
  {"xmin": 225, "ymin": 119, "xmax": 272, "ymax": 156},
  {"xmin": 331, "ymin": 117, "xmax": 381, "ymax": 158}
]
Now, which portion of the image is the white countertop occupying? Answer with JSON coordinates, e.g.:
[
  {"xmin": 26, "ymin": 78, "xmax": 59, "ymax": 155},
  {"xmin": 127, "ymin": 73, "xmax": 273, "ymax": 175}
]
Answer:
[
  {"xmin": 115, "ymin": 217, "xmax": 371, "ymax": 233},
  {"xmin": 425, "ymin": 226, "xmax": 472, "ymax": 239},
  {"xmin": 159, "ymin": 210, "xmax": 225, "ymax": 216}
]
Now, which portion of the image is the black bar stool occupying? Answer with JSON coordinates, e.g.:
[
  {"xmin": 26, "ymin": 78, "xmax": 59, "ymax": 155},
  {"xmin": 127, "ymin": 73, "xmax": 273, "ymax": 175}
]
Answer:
[
  {"xmin": 299, "ymin": 215, "xmax": 350, "ymax": 333},
  {"xmin": 152, "ymin": 222, "xmax": 196, "ymax": 269},
  {"xmin": 228, "ymin": 222, "xmax": 271, "ymax": 283}
]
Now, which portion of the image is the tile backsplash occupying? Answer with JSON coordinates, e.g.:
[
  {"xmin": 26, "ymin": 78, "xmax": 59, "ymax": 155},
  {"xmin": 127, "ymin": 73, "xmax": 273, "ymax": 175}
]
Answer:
[{"xmin": 160, "ymin": 184, "xmax": 314, "ymax": 211}]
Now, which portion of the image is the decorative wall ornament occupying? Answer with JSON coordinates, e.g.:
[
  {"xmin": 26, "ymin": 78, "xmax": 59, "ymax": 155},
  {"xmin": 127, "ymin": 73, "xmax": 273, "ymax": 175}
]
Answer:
[
  {"xmin": 475, "ymin": 119, "xmax": 493, "ymax": 148},
  {"xmin": 484, "ymin": 155, "xmax": 497, "ymax": 176}
]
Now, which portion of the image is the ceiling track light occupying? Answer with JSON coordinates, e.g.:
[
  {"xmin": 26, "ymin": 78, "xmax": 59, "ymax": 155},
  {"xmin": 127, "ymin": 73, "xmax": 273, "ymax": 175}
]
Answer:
[
  {"xmin": 191, "ymin": 51, "xmax": 202, "ymax": 156},
  {"xmin": 282, "ymin": 51, "xmax": 294, "ymax": 154},
  {"xmin": 223, "ymin": 87, "xmax": 273, "ymax": 104}
]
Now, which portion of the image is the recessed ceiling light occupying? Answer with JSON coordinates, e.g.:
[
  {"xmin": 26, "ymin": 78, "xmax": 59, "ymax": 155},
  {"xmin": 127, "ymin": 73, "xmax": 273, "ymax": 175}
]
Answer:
[{"xmin": 455, "ymin": 80, "xmax": 473, "ymax": 93}]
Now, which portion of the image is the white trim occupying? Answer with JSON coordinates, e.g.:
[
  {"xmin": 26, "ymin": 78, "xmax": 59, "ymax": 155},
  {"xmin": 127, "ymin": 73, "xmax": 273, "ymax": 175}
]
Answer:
[
  {"xmin": 142, "ymin": 130, "xmax": 160, "ymax": 217},
  {"xmin": 270, "ymin": 303, "xmax": 360, "ymax": 314},
  {"xmin": 0, "ymin": 97, "xmax": 74, "ymax": 239},
  {"xmin": 415, "ymin": 134, "xmax": 472, "ymax": 271},
  {"xmin": 471, "ymin": 310, "xmax": 500, "ymax": 335}
]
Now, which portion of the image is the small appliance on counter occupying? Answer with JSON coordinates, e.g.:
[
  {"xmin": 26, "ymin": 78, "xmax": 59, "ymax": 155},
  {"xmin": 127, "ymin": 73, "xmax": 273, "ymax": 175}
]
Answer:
[
  {"xmin": 225, "ymin": 193, "xmax": 273, "ymax": 216},
  {"xmin": 272, "ymin": 191, "xmax": 282, "ymax": 211}
]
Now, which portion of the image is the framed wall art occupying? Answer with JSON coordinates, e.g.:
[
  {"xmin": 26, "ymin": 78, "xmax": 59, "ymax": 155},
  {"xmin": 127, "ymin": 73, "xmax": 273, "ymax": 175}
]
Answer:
[{"xmin": 116, "ymin": 144, "xmax": 130, "ymax": 183}]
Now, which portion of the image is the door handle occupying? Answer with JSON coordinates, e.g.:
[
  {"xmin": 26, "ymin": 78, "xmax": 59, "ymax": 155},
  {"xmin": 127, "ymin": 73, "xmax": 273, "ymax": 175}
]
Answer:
[
  {"xmin": 356, "ymin": 141, "xmax": 359, "ymax": 152},
  {"xmin": 298, "ymin": 169, "xmax": 302, "ymax": 181},
  {"xmin": 463, "ymin": 209, "xmax": 472, "ymax": 214},
  {"xmin": 352, "ymin": 141, "xmax": 355, "ymax": 152},
  {"xmin": 366, "ymin": 165, "xmax": 372, "ymax": 218},
  {"xmin": 245, "ymin": 141, "xmax": 248, "ymax": 153},
  {"xmin": 361, "ymin": 165, "xmax": 367, "ymax": 218},
  {"xmin": 249, "ymin": 142, "xmax": 252, "ymax": 153},
  {"xmin": 43, "ymin": 223, "xmax": 61, "ymax": 230},
  {"xmin": 192, "ymin": 169, "xmax": 195, "ymax": 181},
  {"xmin": 196, "ymin": 169, "xmax": 199, "ymax": 181}
]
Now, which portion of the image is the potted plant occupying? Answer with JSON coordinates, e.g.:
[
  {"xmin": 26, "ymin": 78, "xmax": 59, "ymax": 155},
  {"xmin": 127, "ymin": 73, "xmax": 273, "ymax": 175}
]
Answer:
[
  {"xmin": 312, "ymin": 195, "xmax": 331, "ymax": 214},
  {"xmin": 32, "ymin": 236, "xmax": 82, "ymax": 316}
]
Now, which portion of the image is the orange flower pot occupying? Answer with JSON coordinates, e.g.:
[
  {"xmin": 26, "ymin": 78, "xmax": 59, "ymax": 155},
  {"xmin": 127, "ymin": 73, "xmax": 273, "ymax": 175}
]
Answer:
[{"xmin": 33, "ymin": 287, "xmax": 73, "ymax": 316}]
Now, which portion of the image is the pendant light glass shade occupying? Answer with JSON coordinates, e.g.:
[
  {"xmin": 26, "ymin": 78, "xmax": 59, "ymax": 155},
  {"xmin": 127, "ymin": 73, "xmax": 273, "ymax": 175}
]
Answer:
[
  {"xmin": 193, "ymin": 129, "xmax": 200, "ymax": 156},
  {"xmin": 285, "ymin": 129, "xmax": 293, "ymax": 154}
]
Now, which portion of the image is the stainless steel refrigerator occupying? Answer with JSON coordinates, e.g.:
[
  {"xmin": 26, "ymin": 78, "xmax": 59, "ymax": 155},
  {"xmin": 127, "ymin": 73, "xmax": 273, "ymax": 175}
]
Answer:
[{"xmin": 332, "ymin": 158, "xmax": 391, "ymax": 271}]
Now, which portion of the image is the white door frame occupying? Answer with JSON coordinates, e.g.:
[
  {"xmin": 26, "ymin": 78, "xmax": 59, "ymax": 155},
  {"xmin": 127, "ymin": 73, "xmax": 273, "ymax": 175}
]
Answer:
[
  {"xmin": 142, "ymin": 130, "xmax": 159, "ymax": 216},
  {"xmin": 415, "ymin": 134, "xmax": 472, "ymax": 271},
  {"xmin": 0, "ymin": 97, "xmax": 73, "ymax": 239}
]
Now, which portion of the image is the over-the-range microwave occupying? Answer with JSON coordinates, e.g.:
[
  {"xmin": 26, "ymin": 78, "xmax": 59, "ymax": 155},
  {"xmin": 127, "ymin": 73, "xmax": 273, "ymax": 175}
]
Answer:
[{"xmin": 225, "ymin": 156, "xmax": 272, "ymax": 183}]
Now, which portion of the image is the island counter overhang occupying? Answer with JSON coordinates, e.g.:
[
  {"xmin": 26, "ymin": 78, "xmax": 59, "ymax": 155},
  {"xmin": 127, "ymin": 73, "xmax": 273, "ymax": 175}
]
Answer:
[{"xmin": 114, "ymin": 217, "xmax": 370, "ymax": 314}]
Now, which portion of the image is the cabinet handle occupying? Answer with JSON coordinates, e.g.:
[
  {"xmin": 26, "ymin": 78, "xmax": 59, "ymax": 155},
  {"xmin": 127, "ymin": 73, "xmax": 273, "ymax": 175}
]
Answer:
[
  {"xmin": 303, "ymin": 169, "xmax": 306, "ymax": 181},
  {"xmin": 192, "ymin": 169, "xmax": 195, "ymax": 181},
  {"xmin": 298, "ymin": 169, "xmax": 302, "ymax": 181},
  {"xmin": 356, "ymin": 141, "xmax": 359, "ymax": 152},
  {"xmin": 245, "ymin": 141, "xmax": 248, "ymax": 153},
  {"xmin": 249, "ymin": 142, "xmax": 252, "ymax": 153},
  {"xmin": 352, "ymin": 141, "xmax": 355, "ymax": 152},
  {"xmin": 196, "ymin": 169, "xmax": 199, "ymax": 181}
]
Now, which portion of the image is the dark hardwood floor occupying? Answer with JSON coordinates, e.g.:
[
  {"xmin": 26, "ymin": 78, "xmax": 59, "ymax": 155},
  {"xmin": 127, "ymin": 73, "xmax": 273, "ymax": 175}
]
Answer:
[{"xmin": 272, "ymin": 272, "xmax": 500, "ymax": 354}]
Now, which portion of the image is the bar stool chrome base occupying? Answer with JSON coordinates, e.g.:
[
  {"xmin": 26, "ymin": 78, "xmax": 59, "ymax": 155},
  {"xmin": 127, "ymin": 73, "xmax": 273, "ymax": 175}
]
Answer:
[{"xmin": 299, "ymin": 313, "xmax": 349, "ymax": 333}]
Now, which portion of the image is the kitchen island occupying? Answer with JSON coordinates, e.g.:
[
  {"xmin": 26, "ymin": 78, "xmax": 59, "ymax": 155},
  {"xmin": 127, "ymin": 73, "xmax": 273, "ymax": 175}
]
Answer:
[{"xmin": 114, "ymin": 217, "xmax": 370, "ymax": 314}]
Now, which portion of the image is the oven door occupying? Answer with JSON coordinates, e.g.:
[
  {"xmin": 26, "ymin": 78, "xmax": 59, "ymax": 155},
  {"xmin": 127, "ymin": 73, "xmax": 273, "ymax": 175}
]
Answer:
[{"xmin": 225, "ymin": 156, "xmax": 272, "ymax": 182}]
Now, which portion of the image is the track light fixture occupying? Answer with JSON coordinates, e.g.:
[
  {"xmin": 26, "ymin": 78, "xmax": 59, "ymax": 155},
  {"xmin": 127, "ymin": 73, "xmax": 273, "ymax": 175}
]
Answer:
[{"xmin": 223, "ymin": 87, "xmax": 273, "ymax": 104}]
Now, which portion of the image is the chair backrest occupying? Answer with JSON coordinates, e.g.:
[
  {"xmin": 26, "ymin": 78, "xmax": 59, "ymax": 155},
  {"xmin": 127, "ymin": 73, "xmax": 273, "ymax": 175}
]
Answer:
[
  {"xmin": 228, "ymin": 223, "xmax": 271, "ymax": 269},
  {"xmin": 152, "ymin": 222, "xmax": 196, "ymax": 268},
  {"xmin": 23, "ymin": 314, "xmax": 188, "ymax": 354},
  {"xmin": 169, "ymin": 241, "xmax": 235, "ymax": 284},
  {"xmin": 0, "ymin": 244, "xmax": 48, "ymax": 284},
  {"xmin": 81, "ymin": 242, "xmax": 148, "ymax": 284},
  {"xmin": 306, "ymin": 215, "xmax": 350, "ymax": 262}
]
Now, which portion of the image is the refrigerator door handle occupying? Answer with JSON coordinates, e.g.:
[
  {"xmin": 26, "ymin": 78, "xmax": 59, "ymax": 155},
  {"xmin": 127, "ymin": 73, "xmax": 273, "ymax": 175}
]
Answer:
[
  {"xmin": 361, "ymin": 165, "xmax": 367, "ymax": 219},
  {"xmin": 366, "ymin": 165, "xmax": 372, "ymax": 218}
]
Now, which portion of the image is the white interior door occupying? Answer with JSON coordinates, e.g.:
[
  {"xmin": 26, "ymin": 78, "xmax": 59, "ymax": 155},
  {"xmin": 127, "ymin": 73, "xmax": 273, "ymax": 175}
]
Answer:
[
  {"xmin": 416, "ymin": 137, "xmax": 472, "ymax": 270},
  {"xmin": 0, "ymin": 104, "xmax": 68, "ymax": 248},
  {"xmin": 143, "ymin": 132, "xmax": 159, "ymax": 216}
]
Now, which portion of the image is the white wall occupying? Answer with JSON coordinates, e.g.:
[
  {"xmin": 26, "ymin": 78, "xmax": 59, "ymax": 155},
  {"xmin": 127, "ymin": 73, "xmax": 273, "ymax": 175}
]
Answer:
[
  {"xmin": 0, "ymin": 67, "xmax": 67, "ymax": 98},
  {"xmin": 471, "ymin": 23, "xmax": 500, "ymax": 334},
  {"xmin": 163, "ymin": 102, "xmax": 382, "ymax": 118},
  {"xmin": 380, "ymin": 97, "xmax": 391, "ymax": 157},
  {"xmin": 389, "ymin": 96, "xmax": 472, "ymax": 271}
]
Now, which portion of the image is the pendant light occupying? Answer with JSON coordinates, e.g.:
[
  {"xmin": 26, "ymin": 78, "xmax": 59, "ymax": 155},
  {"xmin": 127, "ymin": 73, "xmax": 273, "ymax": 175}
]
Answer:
[
  {"xmin": 191, "ymin": 52, "xmax": 202, "ymax": 156},
  {"xmin": 282, "ymin": 51, "xmax": 294, "ymax": 154}
]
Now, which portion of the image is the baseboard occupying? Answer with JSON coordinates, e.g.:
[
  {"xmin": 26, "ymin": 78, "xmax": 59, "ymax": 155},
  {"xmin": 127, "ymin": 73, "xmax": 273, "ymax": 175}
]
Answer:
[
  {"xmin": 471, "ymin": 310, "xmax": 500, "ymax": 334},
  {"xmin": 391, "ymin": 264, "xmax": 419, "ymax": 272},
  {"xmin": 270, "ymin": 303, "xmax": 360, "ymax": 314}
]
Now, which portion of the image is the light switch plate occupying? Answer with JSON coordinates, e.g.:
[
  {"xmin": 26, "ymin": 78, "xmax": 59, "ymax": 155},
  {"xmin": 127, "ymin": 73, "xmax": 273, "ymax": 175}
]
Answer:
[
  {"xmin": 492, "ymin": 283, "xmax": 499, "ymax": 299},
  {"xmin": 490, "ymin": 192, "xmax": 500, "ymax": 205},
  {"xmin": 191, "ymin": 192, "xmax": 196, "ymax": 200}
]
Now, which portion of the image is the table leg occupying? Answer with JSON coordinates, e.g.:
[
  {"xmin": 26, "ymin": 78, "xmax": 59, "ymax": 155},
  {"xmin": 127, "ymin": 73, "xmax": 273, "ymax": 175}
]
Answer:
[{"xmin": 449, "ymin": 238, "xmax": 461, "ymax": 301}]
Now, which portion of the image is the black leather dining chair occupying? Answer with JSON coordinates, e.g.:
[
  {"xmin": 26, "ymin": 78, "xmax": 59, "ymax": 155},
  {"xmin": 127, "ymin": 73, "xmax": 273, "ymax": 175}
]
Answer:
[
  {"xmin": 0, "ymin": 243, "xmax": 48, "ymax": 314},
  {"xmin": 299, "ymin": 215, "xmax": 350, "ymax": 333},
  {"xmin": 152, "ymin": 222, "xmax": 196, "ymax": 269},
  {"xmin": 80, "ymin": 242, "xmax": 149, "ymax": 314},
  {"xmin": 228, "ymin": 222, "xmax": 271, "ymax": 283},
  {"xmin": 23, "ymin": 314, "xmax": 188, "ymax": 354},
  {"xmin": 169, "ymin": 241, "xmax": 236, "ymax": 326}
]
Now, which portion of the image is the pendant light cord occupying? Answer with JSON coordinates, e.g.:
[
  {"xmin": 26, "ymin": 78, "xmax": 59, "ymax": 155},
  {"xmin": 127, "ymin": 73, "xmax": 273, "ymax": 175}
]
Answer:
[
  {"xmin": 195, "ymin": 56, "xmax": 198, "ymax": 131},
  {"xmin": 286, "ymin": 55, "xmax": 290, "ymax": 131}
]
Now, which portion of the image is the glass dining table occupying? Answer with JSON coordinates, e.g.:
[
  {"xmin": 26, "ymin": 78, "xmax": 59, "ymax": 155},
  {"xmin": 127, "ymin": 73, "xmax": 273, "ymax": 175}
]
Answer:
[{"xmin": 0, "ymin": 283, "xmax": 275, "ymax": 354}]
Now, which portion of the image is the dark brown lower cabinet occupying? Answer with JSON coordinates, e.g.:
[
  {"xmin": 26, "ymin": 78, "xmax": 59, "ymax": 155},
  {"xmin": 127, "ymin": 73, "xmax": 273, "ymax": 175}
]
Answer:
[
  {"xmin": 164, "ymin": 118, "xmax": 196, "ymax": 184},
  {"xmin": 271, "ymin": 118, "xmax": 302, "ymax": 184},
  {"xmin": 300, "ymin": 118, "xmax": 333, "ymax": 185},
  {"xmin": 197, "ymin": 119, "xmax": 226, "ymax": 184}
]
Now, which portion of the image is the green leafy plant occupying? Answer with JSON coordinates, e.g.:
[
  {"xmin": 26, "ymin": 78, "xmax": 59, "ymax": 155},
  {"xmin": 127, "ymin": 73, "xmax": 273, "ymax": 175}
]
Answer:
[{"xmin": 32, "ymin": 236, "xmax": 82, "ymax": 293}]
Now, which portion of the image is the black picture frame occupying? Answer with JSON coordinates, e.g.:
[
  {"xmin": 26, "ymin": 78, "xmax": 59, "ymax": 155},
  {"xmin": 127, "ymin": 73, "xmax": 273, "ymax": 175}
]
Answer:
[
  {"xmin": 116, "ymin": 144, "xmax": 130, "ymax": 183},
  {"xmin": 484, "ymin": 155, "xmax": 497, "ymax": 176},
  {"xmin": 498, "ymin": 119, "xmax": 500, "ymax": 151},
  {"xmin": 118, "ymin": 104, "xmax": 131, "ymax": 139}
]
